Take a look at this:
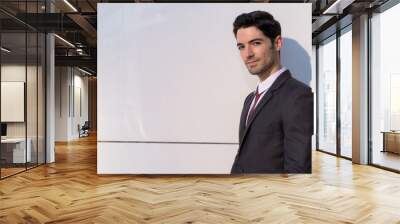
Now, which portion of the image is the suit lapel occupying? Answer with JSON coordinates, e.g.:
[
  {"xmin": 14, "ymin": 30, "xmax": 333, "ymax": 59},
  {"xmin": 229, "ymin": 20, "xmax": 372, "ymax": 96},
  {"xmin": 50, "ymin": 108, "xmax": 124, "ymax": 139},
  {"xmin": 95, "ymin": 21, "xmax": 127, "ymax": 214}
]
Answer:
[
  {"xmin": 238, "ymin": 70, "xmax": 292, "ymax": 147},
  {"xmin": 239, "ymin": 92, "xmax": 254, "ymax": 143}
]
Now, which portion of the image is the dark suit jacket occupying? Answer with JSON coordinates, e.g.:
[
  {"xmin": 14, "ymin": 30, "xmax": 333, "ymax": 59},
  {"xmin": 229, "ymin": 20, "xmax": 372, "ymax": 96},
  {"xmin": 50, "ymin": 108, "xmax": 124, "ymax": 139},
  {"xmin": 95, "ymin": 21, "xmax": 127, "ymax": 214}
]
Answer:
[{"xmin": 231, "ymin": 70, "xmax": 313, "ymax": 174}]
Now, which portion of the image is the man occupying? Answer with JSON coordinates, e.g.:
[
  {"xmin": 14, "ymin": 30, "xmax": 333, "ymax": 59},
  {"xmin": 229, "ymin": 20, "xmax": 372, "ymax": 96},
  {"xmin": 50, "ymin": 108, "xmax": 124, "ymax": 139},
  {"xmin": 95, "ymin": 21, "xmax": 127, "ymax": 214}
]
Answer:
[{"xmin": 230, "ymin": 11, "xmax": 313, "ymax": 174}]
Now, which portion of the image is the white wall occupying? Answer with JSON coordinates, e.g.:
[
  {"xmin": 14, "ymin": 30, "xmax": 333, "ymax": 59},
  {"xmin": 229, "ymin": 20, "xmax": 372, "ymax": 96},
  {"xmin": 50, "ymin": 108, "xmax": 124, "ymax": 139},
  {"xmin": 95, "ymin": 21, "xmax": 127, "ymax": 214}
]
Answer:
[
  {"xmin": 98, "ymin": 3, "xmax": 312, "ymax": 174},
  {"xmin": 55, "ymin": 67, "xmax": 89, "ymax": 141},
  {"xmin": 55, "ymin": 67, "xmax": 69, "ymax": 141},
  {"xmin": 72, "ymin": 72, "xmax": 89, "ymax": 138}
]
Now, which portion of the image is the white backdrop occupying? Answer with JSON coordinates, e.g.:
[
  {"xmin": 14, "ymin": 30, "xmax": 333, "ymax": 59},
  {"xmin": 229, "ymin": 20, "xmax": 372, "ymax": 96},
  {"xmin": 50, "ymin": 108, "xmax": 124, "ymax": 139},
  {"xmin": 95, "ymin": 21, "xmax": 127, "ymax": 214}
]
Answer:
[{"xmin": 98, "ymin": 3, "xmax": 311, "ymax": 174}]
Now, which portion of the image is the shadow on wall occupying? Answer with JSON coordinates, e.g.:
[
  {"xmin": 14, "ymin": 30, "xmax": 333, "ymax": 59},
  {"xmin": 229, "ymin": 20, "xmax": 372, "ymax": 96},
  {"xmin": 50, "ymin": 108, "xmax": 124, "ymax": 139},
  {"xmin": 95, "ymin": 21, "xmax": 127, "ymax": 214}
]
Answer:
[{"xmin": 281, "ymin": 37, "xmax": 312, "ymax": 86}]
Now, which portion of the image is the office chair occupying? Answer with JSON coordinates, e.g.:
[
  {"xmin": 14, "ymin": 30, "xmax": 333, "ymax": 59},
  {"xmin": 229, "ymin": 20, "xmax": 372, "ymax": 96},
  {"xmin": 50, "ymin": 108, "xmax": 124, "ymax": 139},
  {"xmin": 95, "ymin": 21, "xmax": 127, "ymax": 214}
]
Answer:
[{"xmin": 79, "ymin": 121, "xmax": 90, "ymax": 138}]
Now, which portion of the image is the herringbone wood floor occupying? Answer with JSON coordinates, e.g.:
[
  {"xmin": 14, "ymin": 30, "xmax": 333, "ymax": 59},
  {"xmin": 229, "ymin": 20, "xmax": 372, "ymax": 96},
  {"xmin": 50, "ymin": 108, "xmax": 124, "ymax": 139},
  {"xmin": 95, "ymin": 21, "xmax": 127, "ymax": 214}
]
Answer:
[{"xmin": 1, "ymin": 135, "xmax": 400, "ymax": 224}]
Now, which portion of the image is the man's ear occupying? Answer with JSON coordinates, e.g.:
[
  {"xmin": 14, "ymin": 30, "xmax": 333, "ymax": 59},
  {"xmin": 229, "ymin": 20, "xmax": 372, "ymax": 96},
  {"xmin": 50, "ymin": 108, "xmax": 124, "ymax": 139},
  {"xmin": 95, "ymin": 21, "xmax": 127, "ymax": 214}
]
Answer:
[{"xmin": 274, "ymin": 35, "xmax": 283, "ymax": 51}]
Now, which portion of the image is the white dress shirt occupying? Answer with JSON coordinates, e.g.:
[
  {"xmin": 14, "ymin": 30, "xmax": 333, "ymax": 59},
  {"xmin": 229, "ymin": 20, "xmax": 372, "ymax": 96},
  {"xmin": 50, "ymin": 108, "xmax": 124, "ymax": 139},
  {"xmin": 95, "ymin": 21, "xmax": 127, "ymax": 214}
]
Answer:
[{"xmin": 246, "ymin": 67, "xmax": 287, "ymax": 125}]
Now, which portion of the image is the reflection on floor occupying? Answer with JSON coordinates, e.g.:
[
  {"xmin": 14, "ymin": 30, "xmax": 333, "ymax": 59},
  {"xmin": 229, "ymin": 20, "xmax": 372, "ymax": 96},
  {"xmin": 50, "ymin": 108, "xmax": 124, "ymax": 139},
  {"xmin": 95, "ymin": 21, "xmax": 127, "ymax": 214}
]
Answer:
[
  {"xmin": 0, "ymin": 162, "xmax": 42, "ymax": 178},
  {"xmin": 373, "ymin": 150, "xmax": 400, "ymax": 171},
  {"xmin": 0, "ymin": 167, "xmax": 25, "ymax": 177}
]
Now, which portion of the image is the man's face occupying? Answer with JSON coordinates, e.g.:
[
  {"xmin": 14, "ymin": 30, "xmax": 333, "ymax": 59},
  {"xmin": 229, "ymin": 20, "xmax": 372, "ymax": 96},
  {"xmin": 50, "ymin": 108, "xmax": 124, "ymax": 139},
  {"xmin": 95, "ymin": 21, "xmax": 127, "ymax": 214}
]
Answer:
[{"xmin": 236, "ymin": 26, "xmax": 281, "ymax": 76}]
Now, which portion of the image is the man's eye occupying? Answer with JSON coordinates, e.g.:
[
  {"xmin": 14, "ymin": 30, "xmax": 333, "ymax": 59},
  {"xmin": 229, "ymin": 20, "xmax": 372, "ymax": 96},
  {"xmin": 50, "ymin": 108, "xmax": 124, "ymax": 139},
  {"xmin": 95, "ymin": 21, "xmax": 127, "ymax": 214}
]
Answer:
[
  {"xmin": 238, "ymin": 46, "xmax": 244, "ymax": 50},
  {"xmin": 253, "ymin": 42, "xmax": 261, "ymax": 45}
]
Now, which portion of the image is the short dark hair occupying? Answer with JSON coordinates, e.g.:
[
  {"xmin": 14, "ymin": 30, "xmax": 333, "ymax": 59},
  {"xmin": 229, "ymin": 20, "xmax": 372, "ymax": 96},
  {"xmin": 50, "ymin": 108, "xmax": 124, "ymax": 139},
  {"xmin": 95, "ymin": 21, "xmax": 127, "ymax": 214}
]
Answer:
[{"xmin": 233, "ymin": 11, "xmax": 281, "ymax": 42}]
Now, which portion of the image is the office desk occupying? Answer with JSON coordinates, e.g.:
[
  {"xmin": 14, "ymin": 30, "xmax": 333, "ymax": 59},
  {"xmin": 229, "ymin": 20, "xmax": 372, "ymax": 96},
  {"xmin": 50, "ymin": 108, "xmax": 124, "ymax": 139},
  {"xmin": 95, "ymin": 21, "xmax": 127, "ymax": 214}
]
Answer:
[
  {"xmin": 382, "ymin": 131, "xmax": 400, "ymax": 154},
  {"xmin": 1, "ymin": 138, "xmax": 32, "ymax": 163}
]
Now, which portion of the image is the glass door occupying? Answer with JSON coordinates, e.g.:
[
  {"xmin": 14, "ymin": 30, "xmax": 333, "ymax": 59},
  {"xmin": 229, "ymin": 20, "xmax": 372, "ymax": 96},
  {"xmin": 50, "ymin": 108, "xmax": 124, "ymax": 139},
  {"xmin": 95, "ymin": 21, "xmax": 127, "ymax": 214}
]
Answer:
[{"xmin": 317, "ymin": 35, "xmax": 337, "ymax": 155}]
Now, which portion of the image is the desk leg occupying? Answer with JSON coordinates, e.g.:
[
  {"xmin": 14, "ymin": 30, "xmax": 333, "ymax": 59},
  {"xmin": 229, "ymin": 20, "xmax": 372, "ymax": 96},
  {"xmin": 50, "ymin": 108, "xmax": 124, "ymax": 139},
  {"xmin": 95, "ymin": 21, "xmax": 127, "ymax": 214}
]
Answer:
[{"xmin": 382, "ymin": 133, "xmax": 386, "ymax": 152}]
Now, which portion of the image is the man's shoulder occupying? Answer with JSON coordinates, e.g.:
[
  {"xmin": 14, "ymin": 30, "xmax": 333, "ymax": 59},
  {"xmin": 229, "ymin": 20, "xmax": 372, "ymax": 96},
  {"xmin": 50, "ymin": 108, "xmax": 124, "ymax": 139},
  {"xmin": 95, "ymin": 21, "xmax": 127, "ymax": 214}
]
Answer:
[
  {"xmin": 245, "ymin": 91, "xmax": 255, "ymax": 101},
  {"xmin": 283, "ymin": 74, "xmax": 312, "ymax": 94}
]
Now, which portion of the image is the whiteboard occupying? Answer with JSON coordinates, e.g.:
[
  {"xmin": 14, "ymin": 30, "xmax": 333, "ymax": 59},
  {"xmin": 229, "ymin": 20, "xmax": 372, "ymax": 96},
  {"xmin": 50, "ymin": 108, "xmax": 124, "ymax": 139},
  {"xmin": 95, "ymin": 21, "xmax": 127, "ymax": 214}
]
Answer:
[
  {"xmin": 98, "ymin": 3, "xmax": 312, "ymax": 143},
  {"xmin": 1, "ymin": 82, "xmax": 25, "ymax": 122}
]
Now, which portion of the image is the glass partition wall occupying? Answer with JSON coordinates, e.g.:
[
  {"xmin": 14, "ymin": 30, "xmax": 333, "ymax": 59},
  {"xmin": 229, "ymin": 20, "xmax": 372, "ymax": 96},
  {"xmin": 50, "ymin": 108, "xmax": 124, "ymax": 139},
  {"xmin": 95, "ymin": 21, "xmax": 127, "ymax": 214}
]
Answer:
[
  {"xmin": 339, "ymin": 26, "xmax": 352, "ymax": 159},
  {"xmin": 316, "ymin": 0, "xmax": 400, "ymax": 172},
  {"xmin": 316, "ymin": 25, "xmax": 353, "ymax": 159},
  {"xmin": 317, "ymin": 35, "xmax": 337, "ymax": 155},
  {"xmin": 0, "ymin": 2, "xmax": 46, "ymax": 179},
  {"xmin": 370, "ymin": 2, "xmax": 400, "ymax": 171},
  {"xmin": 0, "ymin": 31, "xmax": 27, "ymax": 177}
]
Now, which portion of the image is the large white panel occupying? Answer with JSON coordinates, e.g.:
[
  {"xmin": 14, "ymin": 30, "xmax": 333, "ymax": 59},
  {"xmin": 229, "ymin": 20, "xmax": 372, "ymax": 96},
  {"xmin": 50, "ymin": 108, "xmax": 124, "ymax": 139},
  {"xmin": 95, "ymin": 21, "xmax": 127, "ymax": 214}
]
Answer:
[
  {"xmin": 97, "ymin": 142, "xmax": 238, "ymax": 174},
  {"xmin": 98, "ymin": 3, "xmax": 312, "ymax": 143},
  {"xmin": 1, "ymin": 82, "xmax": 25, "ymax": 122}
]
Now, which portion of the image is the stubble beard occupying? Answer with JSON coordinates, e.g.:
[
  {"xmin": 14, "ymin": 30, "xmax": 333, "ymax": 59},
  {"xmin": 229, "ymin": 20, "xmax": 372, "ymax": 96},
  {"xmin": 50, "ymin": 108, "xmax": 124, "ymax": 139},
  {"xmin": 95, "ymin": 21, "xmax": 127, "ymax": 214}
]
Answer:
[
  {"xmin": 248, "ymin": 59, "xmax": 274, "ymax": 77},
  {"xmin": 248, "ymin": 46, "xmax": 277, "ymax": 78}
]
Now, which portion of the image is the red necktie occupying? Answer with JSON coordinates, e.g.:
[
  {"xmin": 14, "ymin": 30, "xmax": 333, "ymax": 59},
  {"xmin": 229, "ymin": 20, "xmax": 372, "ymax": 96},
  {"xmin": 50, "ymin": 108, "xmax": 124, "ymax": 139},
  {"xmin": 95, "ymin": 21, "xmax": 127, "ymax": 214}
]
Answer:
[{"xmin": 246, "ymin": 88, "xmax": 263, "ymax": 126}]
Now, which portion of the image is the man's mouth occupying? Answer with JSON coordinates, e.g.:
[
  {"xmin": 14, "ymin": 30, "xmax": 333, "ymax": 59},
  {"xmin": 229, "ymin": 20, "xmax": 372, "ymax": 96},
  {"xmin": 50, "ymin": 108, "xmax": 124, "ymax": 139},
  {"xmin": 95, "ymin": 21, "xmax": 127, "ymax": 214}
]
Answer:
[{"xmin": 247, "ymin": 60, "xmax": 259, "ymax": 66}]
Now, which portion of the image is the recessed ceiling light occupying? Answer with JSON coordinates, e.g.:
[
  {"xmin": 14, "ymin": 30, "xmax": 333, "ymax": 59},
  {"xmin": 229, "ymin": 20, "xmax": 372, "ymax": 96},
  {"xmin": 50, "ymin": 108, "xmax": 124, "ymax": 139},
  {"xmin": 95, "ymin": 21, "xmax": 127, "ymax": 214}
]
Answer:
[
  {"xmin": 54, "ymin": 34, "xmax": 75, "ymax": 48},
  {"xmin": 323, "ymin": 0, "xmax": 355, "ymax": 15},
  {"xmin": 78, "ymin": 67, "xmax": 93, "ymax": 76},
  {"xmin": 63, "ymin": 0, "xmax": 78, "ymax": 12},
  {"xmin": 1, "ymin": 47, "xmax": 11, "ymax": 53}
]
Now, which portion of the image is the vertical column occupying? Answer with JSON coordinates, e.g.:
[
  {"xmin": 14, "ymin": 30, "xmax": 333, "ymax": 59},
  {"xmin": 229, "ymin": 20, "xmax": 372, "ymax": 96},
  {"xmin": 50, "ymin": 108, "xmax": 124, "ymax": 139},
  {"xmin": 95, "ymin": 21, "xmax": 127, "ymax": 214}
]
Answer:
[
  {"xmin": 352, "ymin": 14, "xmax": 369, "ymax": 164},
  {"xmin": 46, "ymin": 0, "xmax": 55, "ymax": 163}
]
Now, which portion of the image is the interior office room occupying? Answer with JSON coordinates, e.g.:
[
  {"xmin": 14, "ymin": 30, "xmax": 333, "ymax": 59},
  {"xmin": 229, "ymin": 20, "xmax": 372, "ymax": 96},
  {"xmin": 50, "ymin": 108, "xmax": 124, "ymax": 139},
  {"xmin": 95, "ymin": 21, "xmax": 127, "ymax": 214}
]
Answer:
[{"xmin": 0, "ymin": 0, "xmax": 399, "ymax": 223}]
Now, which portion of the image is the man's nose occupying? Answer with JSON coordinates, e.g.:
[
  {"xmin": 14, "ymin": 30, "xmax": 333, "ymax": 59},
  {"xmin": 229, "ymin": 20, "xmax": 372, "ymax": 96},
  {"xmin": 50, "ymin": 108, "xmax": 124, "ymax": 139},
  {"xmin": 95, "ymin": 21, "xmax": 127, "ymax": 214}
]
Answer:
[{"xmin": 246, "ymin": 46, "xmax": 254, "ymax": 59}]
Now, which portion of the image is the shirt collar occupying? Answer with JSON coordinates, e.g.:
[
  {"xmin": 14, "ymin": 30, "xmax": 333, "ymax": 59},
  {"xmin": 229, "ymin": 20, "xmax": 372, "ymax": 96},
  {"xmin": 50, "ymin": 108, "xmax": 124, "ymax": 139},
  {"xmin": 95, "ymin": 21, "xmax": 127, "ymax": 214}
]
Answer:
[{"xmin": 256, "ymin": 67, "xmax": 287, "ymax": 94}]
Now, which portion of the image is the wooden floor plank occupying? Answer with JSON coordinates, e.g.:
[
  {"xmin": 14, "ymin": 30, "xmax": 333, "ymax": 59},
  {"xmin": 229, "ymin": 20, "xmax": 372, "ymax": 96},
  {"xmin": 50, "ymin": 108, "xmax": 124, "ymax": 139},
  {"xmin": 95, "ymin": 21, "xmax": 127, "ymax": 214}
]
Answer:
[{"xmin": 1, "ymin": 135, "xmax": 400, "ymax": 223}]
